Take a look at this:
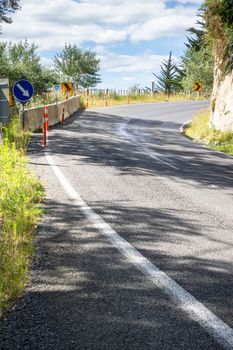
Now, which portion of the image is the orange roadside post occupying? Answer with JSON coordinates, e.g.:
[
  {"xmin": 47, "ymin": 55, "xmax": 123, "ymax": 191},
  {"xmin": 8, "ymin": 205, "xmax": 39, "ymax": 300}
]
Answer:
[
  {"xmin": 42, "ymin": 110, "xmax": 47, "ymax": 147},
  {"xmin": 44, "ymin": 105, "xmax": 49, "ymax": 131}
]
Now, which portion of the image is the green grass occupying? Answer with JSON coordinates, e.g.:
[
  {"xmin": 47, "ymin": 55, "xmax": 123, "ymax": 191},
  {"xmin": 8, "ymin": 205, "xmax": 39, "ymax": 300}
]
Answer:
[
  {"xmin": 186, "ymin": 110, "xmax": 233, "ymax": 155},
  {"xmin": 0, "ymin": 117, "xmax": 44, "ymax": 316},
  {"xmin": 3, "ymin": 117, "xmax": 31, "ymax": 151}
]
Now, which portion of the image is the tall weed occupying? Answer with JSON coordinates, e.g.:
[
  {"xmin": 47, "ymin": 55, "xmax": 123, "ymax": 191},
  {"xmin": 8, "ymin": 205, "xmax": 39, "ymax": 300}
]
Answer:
[{"xmin": 0, "ymin": 122, "xmax": 44, "ymax": 316}]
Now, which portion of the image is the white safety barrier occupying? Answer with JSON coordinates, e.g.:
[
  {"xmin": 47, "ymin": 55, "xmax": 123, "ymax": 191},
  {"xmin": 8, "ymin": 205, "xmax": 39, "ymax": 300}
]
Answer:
[{"xmin": 24, "ymin": 95, "xmax": 81, "ymax": 131}]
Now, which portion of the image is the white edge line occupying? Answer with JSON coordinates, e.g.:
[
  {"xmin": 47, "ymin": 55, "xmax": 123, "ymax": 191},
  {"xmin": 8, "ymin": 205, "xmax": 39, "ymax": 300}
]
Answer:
[{"xmin": 45, "ymin": 151, "xmax": 233, "ymax": 350}]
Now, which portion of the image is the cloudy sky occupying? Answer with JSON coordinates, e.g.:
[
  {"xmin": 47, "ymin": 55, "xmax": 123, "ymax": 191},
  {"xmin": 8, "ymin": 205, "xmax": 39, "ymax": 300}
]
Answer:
[{"xmin": 1, "ymin": 0, "xmax": 203, "ymax": 89}]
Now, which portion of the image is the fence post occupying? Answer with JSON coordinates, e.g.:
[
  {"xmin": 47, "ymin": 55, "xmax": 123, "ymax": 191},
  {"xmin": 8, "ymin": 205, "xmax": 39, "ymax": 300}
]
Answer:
[
  {"xmin": 86, "ymin": 89, "xmax": 89, "ymax": 108},
  {"xmin": 105, "ymin": 89, "xmax": 108, "ymax": 107},
  {"xmin": 61, "ymin": 105, "xmax": 65, "ymax": 124}
]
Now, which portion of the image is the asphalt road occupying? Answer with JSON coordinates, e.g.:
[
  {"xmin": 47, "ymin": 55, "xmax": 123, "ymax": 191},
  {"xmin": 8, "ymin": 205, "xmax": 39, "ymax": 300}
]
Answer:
[{"xmin": 1, "ymin": 100, "xmax": 233, "ymax": 350}]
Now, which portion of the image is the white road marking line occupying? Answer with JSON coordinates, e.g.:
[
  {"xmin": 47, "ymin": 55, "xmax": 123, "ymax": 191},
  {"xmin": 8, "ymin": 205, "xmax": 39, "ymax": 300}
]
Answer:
[
  {"xmin": 140, "ymin": 145, "xmax": 180, "ymax": 170},
  {"xmin": 117, "ymin": 122, "xmax": 180, "ymax": 170},
  {"xmin": 179, "ymin": 120, "xmax": 192, "ymax": 134},
  {"xmin": 46, "ymin": 151, "xmax": 233, "ymax": 350}
]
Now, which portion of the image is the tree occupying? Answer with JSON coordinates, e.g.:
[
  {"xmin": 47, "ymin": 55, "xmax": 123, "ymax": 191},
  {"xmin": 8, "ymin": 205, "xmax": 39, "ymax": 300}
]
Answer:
[
  {"xmin": 153, "ymin": 52, "xmax": 180, "ymax": 96},
  {"xmin": 0, "ymin": 0, "xmax": 20, "ymax": 31},
  {"xmin": 181, "ymin": 47, "xmax": 214, "ymax": 93},
  {"xmin": 53, "ymin": 43, "xmax": 101, "ymax": 88},
  {"xmin": 0, "ymin": 40, "xmax": 59, "ymax": 93},
  {"xmin": 128, "ymin": 83, "xmax": 140, "ymax": 95},
  {"xmin": 203, "ymin": 0, "xmax": 233, "ymax": 131},
  {"xmin": 185, "ymin": 10, "xmax": 206, "ymax": 51},
  {"xmin": 180, "ymin": 8, "xmax": 214, "ymax": 94}
]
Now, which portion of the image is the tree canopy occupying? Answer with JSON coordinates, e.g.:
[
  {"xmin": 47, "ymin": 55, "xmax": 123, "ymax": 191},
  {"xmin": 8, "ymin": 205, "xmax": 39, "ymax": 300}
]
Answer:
[
  {"xmin": 153, "ymin": 52, "xmax": 180, "ymax": 96},
  {"xmin": 204, "ymin": 0, "xmax": 233, "ymax": 73},
  {"xmin": 178, "ymin": 8, "xmax": 214, "ymax": 93},
  {"xmin": 181, "ymin": 47, "xmax": 214, "ymax": 93},
  {"xmin": 53, "ymin": 43, "xmax": 101, "ymax": 88},
  {"xmin": 185, "ymin": 11, "xmax": 206, "ymax": 52},
  {"xmin": 0, "ymin": 40, "xmax": 59, "ymax": 93},
  {"xmin": 0, "ymin": 0, "xmax": 20, "ymax": 27}
]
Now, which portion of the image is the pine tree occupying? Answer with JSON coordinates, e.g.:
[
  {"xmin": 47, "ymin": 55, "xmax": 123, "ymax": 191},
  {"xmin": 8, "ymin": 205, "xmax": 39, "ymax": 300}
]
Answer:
[
  {"xmin": 0, "ymin": 0, "xmax": 20, "ymax": 24},
  {"xmin": 180, "ymin": 8, "xmax": 214, "ymax": 93},
  {"xmin": 153, "ymin": 52, "xmax": 179, "ymax": 97},
  {"xmin": 185, "ymin": 10, "xmax": 206, "ymax": 52}
]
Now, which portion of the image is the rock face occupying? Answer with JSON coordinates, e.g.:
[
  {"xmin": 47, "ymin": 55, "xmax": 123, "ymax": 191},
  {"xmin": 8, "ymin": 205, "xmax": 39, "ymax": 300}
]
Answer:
[{"xmin": 210, "ymin": 53, "xmax": 233, "ymax": 131}]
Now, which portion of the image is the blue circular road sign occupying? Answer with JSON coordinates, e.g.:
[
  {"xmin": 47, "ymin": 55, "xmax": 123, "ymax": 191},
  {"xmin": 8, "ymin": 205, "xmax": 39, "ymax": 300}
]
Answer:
[{"xmin": 13, "ymin": 79, "xmax": 34, "ymax": 103}]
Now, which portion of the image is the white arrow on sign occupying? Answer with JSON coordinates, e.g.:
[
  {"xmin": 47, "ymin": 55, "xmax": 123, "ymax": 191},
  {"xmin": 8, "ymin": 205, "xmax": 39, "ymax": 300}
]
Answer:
[{"xmin": 16, "ymin": 83, "xmax": 29, "ymax": 97}]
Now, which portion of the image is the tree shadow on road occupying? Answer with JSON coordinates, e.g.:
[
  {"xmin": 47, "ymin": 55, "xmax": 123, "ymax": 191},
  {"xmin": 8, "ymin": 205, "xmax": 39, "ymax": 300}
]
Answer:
[
  {"xmin": 29, "ymin": 109, "xmax": 233, "ymax": 191},
  {"xmin": 0, "ymin": 197, "xmax": 230, "ymax": 350}
]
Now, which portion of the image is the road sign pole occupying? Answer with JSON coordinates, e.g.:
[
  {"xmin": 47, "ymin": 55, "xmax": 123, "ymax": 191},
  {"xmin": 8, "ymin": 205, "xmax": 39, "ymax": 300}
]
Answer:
[
  {"xmin": 19, "ymin": 104, "xmax": 25, "ymax": 129},
  {"xmin": 22, "ymin": 104, "xmax": 25, "ymax": 129},
  {"xmin": 61, "ymin": 105, "xmax": 65, "ymax": 124}
]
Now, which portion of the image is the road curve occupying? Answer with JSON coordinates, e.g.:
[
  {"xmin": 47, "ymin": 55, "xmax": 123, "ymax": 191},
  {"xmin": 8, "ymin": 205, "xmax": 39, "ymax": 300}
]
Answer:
[{"xmin": 0, "ymin": 100, "xmax": 233, "ymax": 350}]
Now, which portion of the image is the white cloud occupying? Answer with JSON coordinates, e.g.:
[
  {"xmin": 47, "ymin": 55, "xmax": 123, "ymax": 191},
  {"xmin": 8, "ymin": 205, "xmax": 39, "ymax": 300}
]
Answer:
[
  {"xmin": 100, "ymin": 51, "xmax": 167, "ymax": 73},
  {"xmin": 129, "ymin": 14, "xmax": 195, "ymax": 42},
  {"xmin": 1, "ymin": 0, "xmax": 199, "ymax": 49},
  {"xmin": 1, "ymin": 0, "xmax": 200, "ymax": 89},
  {"xmin": 122, "ymin": 76, "xmax": 136, "ymax": 81},
  {"xmin": 40, "ymin": 49, "xmax": 168, "ymax": 88},
  {"xmin": 174, "ymin": 0, "xmax": 202, "ymax": 4}
]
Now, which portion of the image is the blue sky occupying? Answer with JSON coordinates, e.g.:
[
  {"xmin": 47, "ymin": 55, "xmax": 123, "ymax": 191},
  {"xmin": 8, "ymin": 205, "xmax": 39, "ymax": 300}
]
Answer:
[{"xmin": 1, "ymin": 0, "xmax": 203, "ymax": 89}]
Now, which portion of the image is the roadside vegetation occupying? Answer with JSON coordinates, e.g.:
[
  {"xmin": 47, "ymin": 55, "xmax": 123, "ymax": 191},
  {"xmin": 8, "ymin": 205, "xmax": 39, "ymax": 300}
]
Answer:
[
  {"xmin": 82, "ymin": 91, "xmax": 205, "ymax": 108},
  {"xmin": 181, "ymin": 0, "xmax": 233, "ymax": 157},
  {"xmin": 186, "ymin": 109, "xmax": 233, "ymax": 155},
  {"xmin": 0, "ymin": 117, "xmax": 44, "ymax": 317},
  {"xmin": 26, "ymin": 91, "xmax": 68, "ymax": 108}
]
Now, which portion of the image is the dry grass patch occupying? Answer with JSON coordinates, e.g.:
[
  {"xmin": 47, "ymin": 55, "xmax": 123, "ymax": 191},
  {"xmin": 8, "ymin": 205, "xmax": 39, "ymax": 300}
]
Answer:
[{"xmin": 186, "ymin": 109, "xmax": 233, "ymax": 155}]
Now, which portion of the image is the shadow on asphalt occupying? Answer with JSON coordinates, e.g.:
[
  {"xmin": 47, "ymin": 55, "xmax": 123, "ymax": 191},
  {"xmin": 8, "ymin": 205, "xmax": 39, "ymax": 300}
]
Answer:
[
  {"xmin": 1, "ymin": 108, "xmax": 230, "ymax": 349},
  {"xmin": 30, "ymin": 109, "xmax": 233, "ymax": 191},
  {"xmin": 0, "ymin": 197, "xmax": 227, "ymax": 350}
]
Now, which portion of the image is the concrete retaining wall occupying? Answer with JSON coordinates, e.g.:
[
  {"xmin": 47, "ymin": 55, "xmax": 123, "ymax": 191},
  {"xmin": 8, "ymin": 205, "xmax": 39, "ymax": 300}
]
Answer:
[{"xmin": 24, "ymin": 95, "xmax": 81, "ymax": 131}]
